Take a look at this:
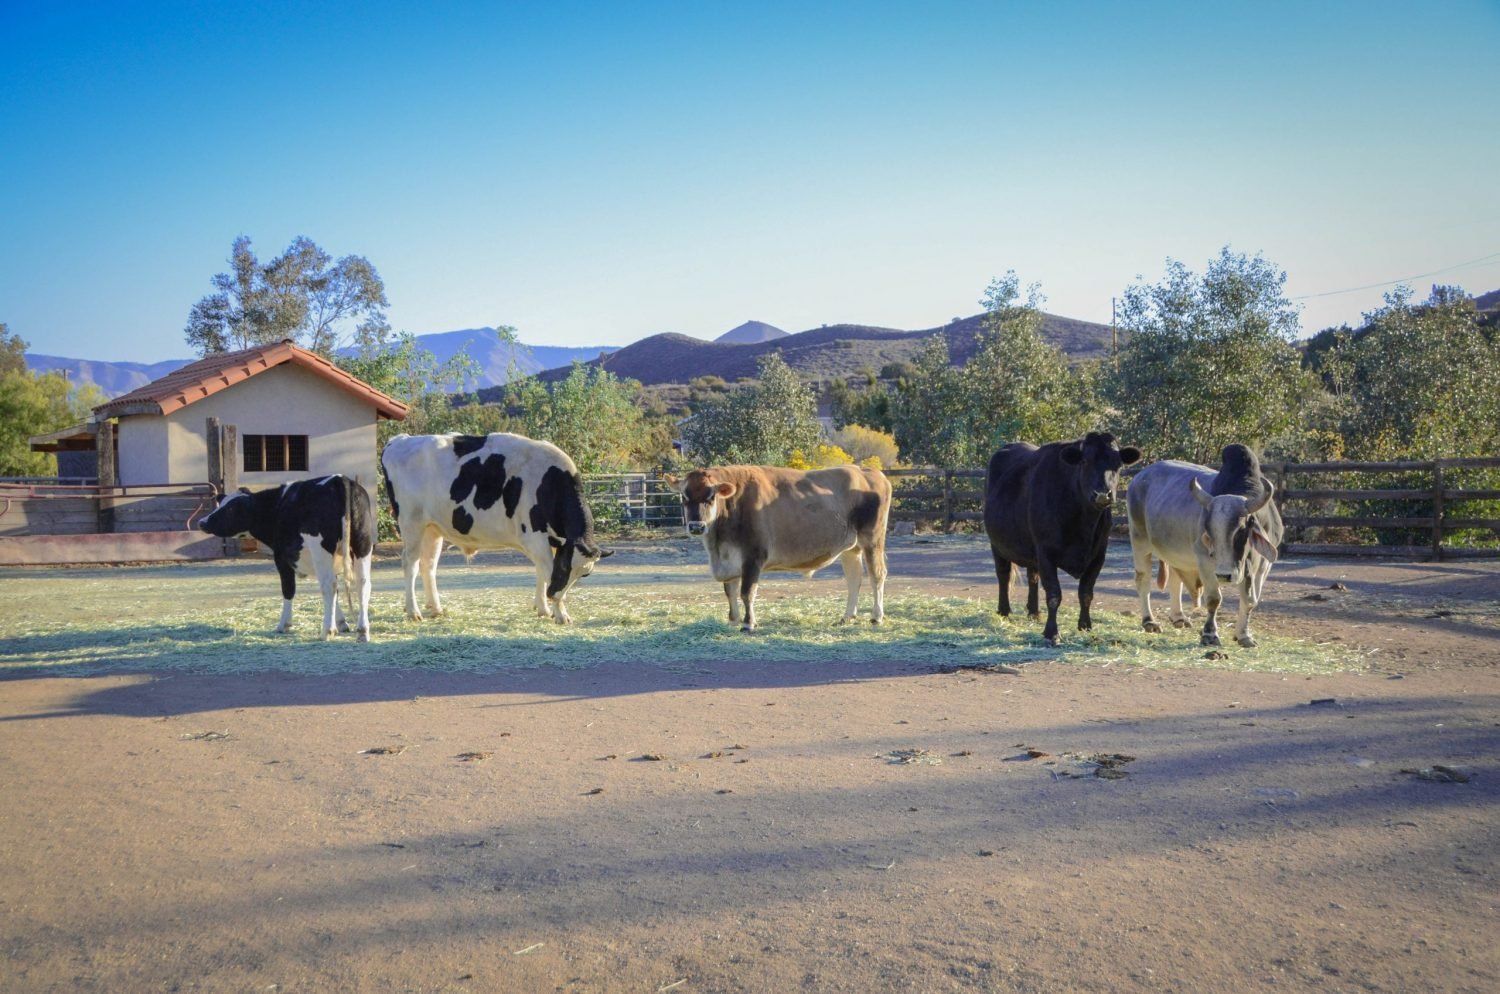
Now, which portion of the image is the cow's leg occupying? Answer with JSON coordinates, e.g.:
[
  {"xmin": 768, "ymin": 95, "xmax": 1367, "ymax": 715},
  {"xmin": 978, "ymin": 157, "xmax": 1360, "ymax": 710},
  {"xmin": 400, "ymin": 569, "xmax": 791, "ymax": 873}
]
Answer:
[
  {"xmin": 722, "ymin": 580, "xmax": 741, "ymax": 624},
  {"xmin": 532, "ymin": 558, "xmax": 554, "ymax": 619},
  {"xmin": 417, "ymin": 529, "xmax": 445, "ymax": 618},
  {"xmin": 1200, "ymin": 575, "xmax": 1223, "ymax": 647},
  {"xmin": 1026, "ymin": 567, "xmax": 1041, "ymax": 620},
  {"xmin": 352, "ymin": 551, "xmax": 372, "ymax": 642},
  {"xmin": 314, "ymin": 551, "xmax": 339, "ymax": 641},
  {"xmin": 862, "ymin": 540, "xmax": 887, "ymax": 626},
  {"xmin": 1133, "ymin": 545, "xmax": 1160, "ymax": 633},
  {"xmin": 990, "ymin": 546, "xmax": 1013, "ymax": 617},
  {"xmin": 274, "ymin": 557, "xmax": 297, "ymax": 634},
  {"xmin": 1036, "ymin": 556, "xmax": 1065, "ymax": 646},
  {"xmin": 1234, "ymin": 571, "xmax": 1261, "ymax": 648},
  {"xmin": 1077, "ymin": 551, "xmax": 1106, "ymax": 632},
  {"xmin": 739, "ymin": 561, "xmax": 763, "ymax": 633},
  {"xmin": 836, "ymin": 548, "xmax": 862, "ymax": 624}
]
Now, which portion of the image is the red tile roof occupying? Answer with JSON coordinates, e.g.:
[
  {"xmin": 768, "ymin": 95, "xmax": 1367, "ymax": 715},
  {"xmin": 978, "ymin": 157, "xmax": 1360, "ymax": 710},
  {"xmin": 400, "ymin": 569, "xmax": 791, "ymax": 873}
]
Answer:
[{"xmin": 92, "ymin": 340, "xmax": 409, "ymax": 421}]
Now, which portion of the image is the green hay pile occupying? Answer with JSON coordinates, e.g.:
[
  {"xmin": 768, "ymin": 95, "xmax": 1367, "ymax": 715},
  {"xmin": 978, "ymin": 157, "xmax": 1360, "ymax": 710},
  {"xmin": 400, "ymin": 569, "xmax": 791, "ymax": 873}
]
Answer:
[{"xmin": 0, "ymin": 558, "xmax": 1365, "ymax": 678}]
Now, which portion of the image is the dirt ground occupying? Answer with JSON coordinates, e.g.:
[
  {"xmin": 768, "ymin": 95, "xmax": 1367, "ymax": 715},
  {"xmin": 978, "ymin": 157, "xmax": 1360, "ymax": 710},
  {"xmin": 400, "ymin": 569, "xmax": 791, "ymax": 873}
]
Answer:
[{"xmin": 2, "ymin": 537, "xmax": 1498, "ymax": 994}]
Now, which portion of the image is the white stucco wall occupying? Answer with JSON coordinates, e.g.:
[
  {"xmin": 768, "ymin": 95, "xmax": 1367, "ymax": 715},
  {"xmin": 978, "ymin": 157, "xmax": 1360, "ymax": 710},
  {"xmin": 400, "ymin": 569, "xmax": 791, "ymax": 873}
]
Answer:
[{"xmin": 113, "ymin": 363, "xmax": 384, "ymax": 503}]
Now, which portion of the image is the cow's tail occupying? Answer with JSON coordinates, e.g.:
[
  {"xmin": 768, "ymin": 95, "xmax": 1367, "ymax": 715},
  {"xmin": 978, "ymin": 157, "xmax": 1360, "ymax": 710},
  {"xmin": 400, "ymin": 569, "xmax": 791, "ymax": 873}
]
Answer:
[
  {"xmin": 341, "ymin": 476, "xmax": 356, "ymax": 621},
  {"xmin": 1156, "ymin": 558, "xmax": 1167, "ymax": 591}
]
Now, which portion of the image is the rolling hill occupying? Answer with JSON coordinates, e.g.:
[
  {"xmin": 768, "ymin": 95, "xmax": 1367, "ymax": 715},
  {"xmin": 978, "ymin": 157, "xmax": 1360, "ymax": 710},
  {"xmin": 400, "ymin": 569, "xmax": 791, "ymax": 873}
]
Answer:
[{"xmin": 523, "ymin": 312, "xmax": 1120, "ymax": 388}]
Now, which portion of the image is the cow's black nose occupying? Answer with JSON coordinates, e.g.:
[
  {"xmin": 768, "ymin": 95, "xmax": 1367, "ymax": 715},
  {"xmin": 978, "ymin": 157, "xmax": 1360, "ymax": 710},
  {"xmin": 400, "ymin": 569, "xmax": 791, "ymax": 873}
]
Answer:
[
  {"xmin": 687, "ymin": 522, "xmax": 705, "ymax": 535},
  {"xmin": 1216, "ymin": 573, "xmax": 1233, "ymax": 582},
  {"xmin": 1092, "ymin": 492, "xmax": 1113, "ymax": 508}
]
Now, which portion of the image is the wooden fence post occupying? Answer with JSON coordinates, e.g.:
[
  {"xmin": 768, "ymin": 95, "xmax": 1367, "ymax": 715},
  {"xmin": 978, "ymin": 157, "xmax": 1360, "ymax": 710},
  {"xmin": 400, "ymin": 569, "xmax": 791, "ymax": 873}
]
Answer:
[
  {"xmin": 1432, "ymin": 461, "xmax": 1445, "ymax": 562},
  {"xmin": 96, "ymin": 419, "xmax": 116, "ymax": 534},
  {"xmin": 943, "ymin": 469, "xmax": 955, "ymax": 533}
]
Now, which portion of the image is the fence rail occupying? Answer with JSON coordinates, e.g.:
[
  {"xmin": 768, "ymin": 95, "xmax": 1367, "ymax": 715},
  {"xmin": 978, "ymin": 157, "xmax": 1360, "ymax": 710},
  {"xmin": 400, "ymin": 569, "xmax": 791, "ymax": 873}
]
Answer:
[{"xmin": 7, "ymin": 457, "xmax": 1498, "ymax": 562}]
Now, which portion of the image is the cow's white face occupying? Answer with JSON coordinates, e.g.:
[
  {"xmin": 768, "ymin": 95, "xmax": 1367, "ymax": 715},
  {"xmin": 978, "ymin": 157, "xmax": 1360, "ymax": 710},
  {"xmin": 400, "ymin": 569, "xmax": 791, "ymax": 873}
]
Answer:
[
  {"xmin": 668, "ymin": 471, "xmax": 738, "ymax": 536},
  {"xmin": 1192, "ymin": 479, "xmax": 1278, "ymax": 584}
]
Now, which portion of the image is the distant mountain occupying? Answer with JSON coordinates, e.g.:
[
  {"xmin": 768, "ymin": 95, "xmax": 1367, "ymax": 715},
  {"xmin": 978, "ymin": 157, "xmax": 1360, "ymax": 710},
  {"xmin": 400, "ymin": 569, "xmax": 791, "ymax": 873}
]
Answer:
[
  {"xmin": 407, "ymin": 328, "xmax": 613, "ymax": 386},
  {"xmin": 24, "ymin": 329, "xmax": 615, "ymax": 398},
  {"xmin": 525, "ymin": 312, "xmax": 1121, "ymax": 388},
  {"xmin": 23, "ymin": 354, "xmax": 194, "ymax": 397},
  {"xmin": 715, "ymin": 320, "xmax": 788, "ymax": 345}
]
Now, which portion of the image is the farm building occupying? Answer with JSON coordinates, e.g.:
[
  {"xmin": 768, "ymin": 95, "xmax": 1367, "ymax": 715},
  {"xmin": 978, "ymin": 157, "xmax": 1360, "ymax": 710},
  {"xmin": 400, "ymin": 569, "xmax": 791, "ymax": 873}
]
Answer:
[
  {"xmin": 91, "ymin": 339, "xmax": 407, "ymax": 496},
  {"xmin": 7, "ymin": 340, "xmax": 407, "ymax": 565}
]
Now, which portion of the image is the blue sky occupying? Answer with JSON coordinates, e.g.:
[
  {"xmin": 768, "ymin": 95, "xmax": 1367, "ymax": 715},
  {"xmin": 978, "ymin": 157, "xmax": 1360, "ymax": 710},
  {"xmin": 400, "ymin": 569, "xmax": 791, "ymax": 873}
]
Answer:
[{"xmin": 3, "ymin": 1, "xmax": 1498, "ymax": 362}]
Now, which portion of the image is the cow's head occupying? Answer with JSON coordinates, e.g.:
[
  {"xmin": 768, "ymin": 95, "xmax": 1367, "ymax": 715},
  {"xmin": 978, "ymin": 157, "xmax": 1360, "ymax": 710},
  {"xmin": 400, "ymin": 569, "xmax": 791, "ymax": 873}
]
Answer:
[
  {"xmin": 1060, "ymin": 432, "xmax": 1141, "ymax": 509},
  {"xmin": 666, "ymin": 470, "xmax": 737, "ymax": 536},
  {"xmin": 198, "ymin": 488, "xmax": 258, "ymax": 538},
  {"xmin": 546, "ymin": 538, "xmax": 613, "ymax": 600},
  {"xmin": 1191, "ymin": 478, "xmax": 1279, "ymax": 584}
]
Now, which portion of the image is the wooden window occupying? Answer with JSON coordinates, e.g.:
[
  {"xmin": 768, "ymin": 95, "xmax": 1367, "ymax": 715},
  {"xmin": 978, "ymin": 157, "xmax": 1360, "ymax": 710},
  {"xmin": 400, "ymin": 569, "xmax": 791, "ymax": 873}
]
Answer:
[{"xmin": 243, "ymin": 434, "xmax": 309, "ymax": 473}]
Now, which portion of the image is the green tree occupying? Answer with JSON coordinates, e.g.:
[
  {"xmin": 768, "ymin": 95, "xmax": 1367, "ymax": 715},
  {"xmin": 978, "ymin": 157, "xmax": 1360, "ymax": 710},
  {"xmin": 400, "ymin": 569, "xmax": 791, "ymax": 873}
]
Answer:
[
  {"xmin": 0, "ymin": 325, "xmax": 105, "ymax": 476},
  {"xmin": 1108, "ymin": 247, "xmax": 1306, "ymax": 464},
  {"xmin": 1339, "ymin": 285, "xmax": 1500, "ymax": 459},
  {"xmin": 959, "ymin": 273, "xmax": 1097, "ymax": 455},
  {"xmin": 185, "ymin": 235, "xmax": 388, "ymax": 356},
  {"xmin": 502, "ymin": 363, "xmax": 654, "ymax": 473},
  {"xmin": 888, "ymin": 334, "xmax": 967, "ymax": 465},
  {"xmin": 680, "ymin": 352, "xmax": 822, "ymax": 464}
]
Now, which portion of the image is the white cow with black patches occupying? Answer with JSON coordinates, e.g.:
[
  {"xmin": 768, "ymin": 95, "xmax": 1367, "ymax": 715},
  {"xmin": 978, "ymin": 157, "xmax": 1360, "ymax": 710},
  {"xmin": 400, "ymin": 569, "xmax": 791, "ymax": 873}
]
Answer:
[
  {"xmin": 197, "ymin": 474, "xmax": 375, "ymax": 641},
  {"xmin": 380, "ymin": 432, "xmax": 611, "ymax": 625}
]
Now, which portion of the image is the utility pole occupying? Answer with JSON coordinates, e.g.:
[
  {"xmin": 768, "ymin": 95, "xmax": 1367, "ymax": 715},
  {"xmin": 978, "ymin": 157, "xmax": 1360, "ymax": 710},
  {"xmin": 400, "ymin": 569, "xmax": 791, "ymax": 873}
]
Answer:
[{"xmin": 1111, "ymin": 297, "xmax": 1119, "ymax": 372}]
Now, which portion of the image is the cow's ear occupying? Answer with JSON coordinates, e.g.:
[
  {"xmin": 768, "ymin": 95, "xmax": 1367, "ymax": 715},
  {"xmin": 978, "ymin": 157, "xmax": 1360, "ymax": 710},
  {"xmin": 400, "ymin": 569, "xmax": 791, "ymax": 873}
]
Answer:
[
  {"xmin": 596, "ymin": 548, "xmax": 615, "ymax": 559},
  {"xmin": 1250, "ymin": 522, "xmax": 1279, "ymax": 563},
  {"xmin": 663, "ymin": 473, "xmax": 681, "ymax": 490},
  {"xmin": 715, "ymin": 482, "xmax": 738, "ymax": 500},
  {"xmin": 1119, "ymin": 446, "xmax": 1142, "ymax": 466},
  {"xmin": 1200, "ymin": 531, "xmax": 1214, "ymax": 554},
  {"xmin": 1060, "ymin": 445, "xmax": 1083, "ymax": 465}
]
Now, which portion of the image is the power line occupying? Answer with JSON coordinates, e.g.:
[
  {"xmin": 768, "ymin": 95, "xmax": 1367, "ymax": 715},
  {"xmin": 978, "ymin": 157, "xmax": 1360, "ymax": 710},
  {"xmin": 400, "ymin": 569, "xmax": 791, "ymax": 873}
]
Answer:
[{"xmin": 1291, "ymin": 251, "xmax": 1500, "ymax": 301}]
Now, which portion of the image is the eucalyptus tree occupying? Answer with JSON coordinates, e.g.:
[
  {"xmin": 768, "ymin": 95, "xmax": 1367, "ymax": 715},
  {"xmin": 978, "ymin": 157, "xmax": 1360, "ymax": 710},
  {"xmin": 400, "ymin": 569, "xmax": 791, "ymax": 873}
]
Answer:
[{"xmin": 184, "ymin": 236, "xmax": 388, "ymax": 356}]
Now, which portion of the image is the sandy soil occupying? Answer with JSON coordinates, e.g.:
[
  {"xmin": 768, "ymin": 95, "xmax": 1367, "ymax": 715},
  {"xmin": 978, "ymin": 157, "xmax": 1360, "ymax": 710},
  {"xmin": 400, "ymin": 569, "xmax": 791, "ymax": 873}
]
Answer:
[{"xmin": 2, "ymin": 537, "xmax": 1498, "ymax": 994}]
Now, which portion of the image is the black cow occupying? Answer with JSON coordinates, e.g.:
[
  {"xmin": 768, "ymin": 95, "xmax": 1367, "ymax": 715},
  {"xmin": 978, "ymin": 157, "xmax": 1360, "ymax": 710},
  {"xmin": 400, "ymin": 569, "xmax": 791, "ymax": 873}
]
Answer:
[
  {"xmin": 198, "ymin": 474, "xmax": 375, "ymax": 641},
  {"xmin": 983, "ymin": 432, "xmax": 1141, "ymax": 646}
]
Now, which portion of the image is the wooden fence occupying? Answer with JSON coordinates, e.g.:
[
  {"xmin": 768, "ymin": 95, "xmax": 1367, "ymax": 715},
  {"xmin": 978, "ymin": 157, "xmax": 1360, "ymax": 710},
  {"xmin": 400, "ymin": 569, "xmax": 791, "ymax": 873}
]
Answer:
[
  {"xmin": 0, "ymin": 480, "xmax": 224, "ymax": 565},
  {"xmin": 882, "ymin": 458, "xmax": 1500, "ymax": 561}
]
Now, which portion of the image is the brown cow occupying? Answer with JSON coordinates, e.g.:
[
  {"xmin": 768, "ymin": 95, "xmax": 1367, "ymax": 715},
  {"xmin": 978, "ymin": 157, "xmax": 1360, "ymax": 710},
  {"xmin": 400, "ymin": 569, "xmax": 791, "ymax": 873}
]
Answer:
[{"xmin": 666, "ymin": 464, "xmax": 891, "ymax": 632}]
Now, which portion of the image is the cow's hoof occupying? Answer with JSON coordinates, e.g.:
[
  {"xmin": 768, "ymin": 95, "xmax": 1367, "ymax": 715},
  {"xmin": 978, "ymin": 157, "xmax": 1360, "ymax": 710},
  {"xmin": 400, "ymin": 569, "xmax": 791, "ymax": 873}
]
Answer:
[
  {"xmin": 870, "ymin": 617, "xmax": 883, "ymax": 627},
  {"xmin": 835, "ymin": 617, "xmax": 851, "ymax": 626},
  {"xmin": 1236, "ymin": 635, "xmax": 1258, "ymax": 648},
  {"xmin": 1142, "ymin": 621, "xmax": 1161, "ymax": 634},
  {"xmin": 740, "ymin": 625, "xmax": 755, "ymax": 634},
  {"xmin": 405, "ymin": 612, "xmax": 423, "ymax": 622},
  {"xmin": 1172, "ymin": 618, "xmax": 1190, "ymax": 629},
  {"xmin": 1043, "ymin": 636, "xmax": 1060, "ymax": 648},
  {"xmin": 1028, "ymin": 612, "xmax": 1042, "ymax": 622},
  {"xmin": 1200, "ymin": 634, "xmax": 1221, "ymax": 647},
  {"xmin": 357, "ymin": 629, "xmax": 371, "ymax": 643}
]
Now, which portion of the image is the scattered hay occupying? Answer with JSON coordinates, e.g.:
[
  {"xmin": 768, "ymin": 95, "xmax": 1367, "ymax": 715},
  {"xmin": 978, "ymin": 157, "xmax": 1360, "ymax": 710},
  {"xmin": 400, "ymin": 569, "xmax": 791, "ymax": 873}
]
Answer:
[
  {"xmin": 0, "ymin": 557, "xmax": 1367, "ymax": 678},
  {"xmin": 884, "ymin": 748, "xmax": 942, "ymax": 766}
]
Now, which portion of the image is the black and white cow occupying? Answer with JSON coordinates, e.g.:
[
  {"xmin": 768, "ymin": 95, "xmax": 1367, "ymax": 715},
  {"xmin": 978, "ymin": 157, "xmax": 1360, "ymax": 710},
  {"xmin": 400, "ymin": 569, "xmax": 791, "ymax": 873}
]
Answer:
[
  {"xmin": 198, "ymin": 474, "xmax": 374, "ymax": 641},
  {"xmin": 983, "ymin": 432, "xmax": 1142, "ymax": 646},
  {"xmin": 1127, "ymin": 444, "xmax": 1284, "ymax": 647},
  {"xmin": 379, "ymin": 433, "xmax": 611, "ymax": 625}
]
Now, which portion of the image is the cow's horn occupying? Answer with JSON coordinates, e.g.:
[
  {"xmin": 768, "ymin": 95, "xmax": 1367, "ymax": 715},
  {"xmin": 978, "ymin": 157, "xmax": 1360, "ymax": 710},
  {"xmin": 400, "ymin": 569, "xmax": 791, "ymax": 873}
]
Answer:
[
  {"xmin": 1246, "ymin": 479, "xmax": 1275, "ymax": 515},
  {"xmin": 1190, "ymin": 477, "xmax": 1213, "ymax": 508}
]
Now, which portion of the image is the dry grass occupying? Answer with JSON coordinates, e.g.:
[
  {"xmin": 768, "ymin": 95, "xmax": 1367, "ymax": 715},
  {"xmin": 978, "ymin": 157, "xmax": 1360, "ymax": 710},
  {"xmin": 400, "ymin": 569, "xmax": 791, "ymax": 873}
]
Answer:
[{"xmin": 0, "ymin": 551, "xmax": 1367, "ymax": 678}]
